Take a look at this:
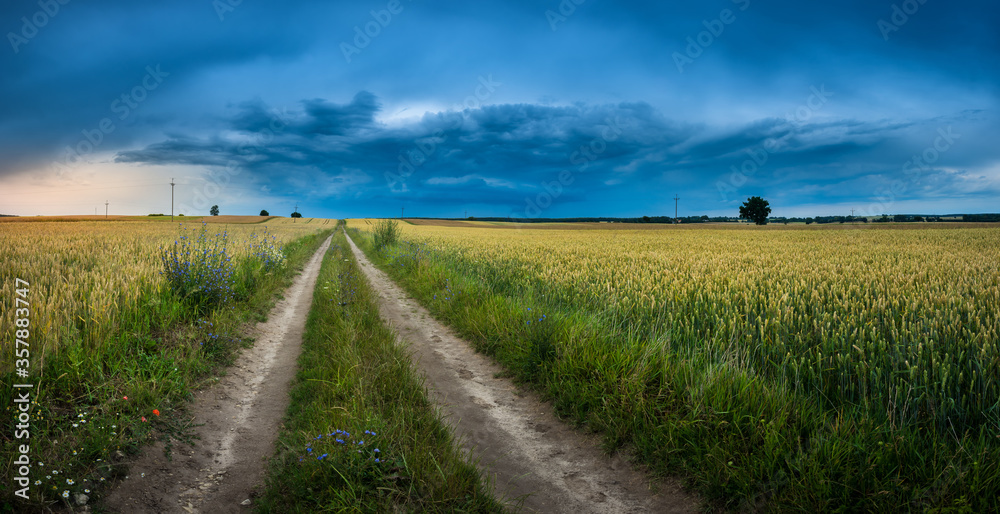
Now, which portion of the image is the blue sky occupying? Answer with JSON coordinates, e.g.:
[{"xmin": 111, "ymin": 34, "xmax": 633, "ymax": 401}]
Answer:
[{"xmin": 1, "ymin": 0, "xmax": 997, "ymax": 218}]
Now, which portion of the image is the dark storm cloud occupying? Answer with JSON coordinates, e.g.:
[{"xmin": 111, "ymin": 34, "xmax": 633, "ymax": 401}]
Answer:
[
  {"xmin": 2, "ymin": 0, "xmax": 998, "ymax": 217},
  {"xmin": 113, "ymin": 91, "xmax": 998, "ymax": 218}
]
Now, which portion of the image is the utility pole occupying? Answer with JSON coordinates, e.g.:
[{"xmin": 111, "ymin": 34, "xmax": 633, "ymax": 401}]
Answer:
[
  {"xmin": 293, "ymin": 202, "xmax": 298, "ymax": 223},
  {"xmin": 170, "ymin": 178, "xmax": 176, "ymax": 222},
  {"xmin": 401, "ymin": 206, "xmax": 404, "ymax": 219},
  {"xmin": 105, "ymin": 200, "xmax": 109, "ymax": 219},
  {"xmin": 673, "ymin": 194, "xmax": 680, "ymax": 223}
]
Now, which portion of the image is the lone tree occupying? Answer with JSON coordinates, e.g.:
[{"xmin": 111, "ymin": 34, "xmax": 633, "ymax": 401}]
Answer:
[
  {"xmin": 739, "ymin": 196, "xmax": 771, "ymax": 225},
  {"xmin": 290, "ymin": 211, "xmax": 302, "ymax": 218},
  {"xmin": 260, "ymin": 209, "xmax": 269, "ymax": 216},
  {"xmin": 210, "ymin": 205, "xmax": 220, "ymax": 216}
]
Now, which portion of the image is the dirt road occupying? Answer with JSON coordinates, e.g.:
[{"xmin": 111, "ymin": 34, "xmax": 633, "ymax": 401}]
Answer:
[
  {"xmin": 101, "ymin": 235, "xmax": 333, "ymax": 513},
  {"xmin": 99, "ymin": 229, "xmax": 697, "ymax": 513},
  {"xmin": 345, "ymin": 232, "xmax": 699, "ymax": 513}
]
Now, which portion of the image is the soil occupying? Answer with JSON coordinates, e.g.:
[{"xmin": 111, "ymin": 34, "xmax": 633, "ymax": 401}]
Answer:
[
  {"xmin": 344, "ymin": 232, "xmax": 700, "ymax": 513},
  {"xmin": 98, "ymin": 235, "xmax": 333, "ymax": 513}
]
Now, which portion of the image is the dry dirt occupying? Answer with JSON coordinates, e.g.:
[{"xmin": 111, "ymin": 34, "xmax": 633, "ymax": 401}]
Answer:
[
  {"xmin": 98, "ymin": 235, "xmax": 332, "ymax": 513},
  {"xmin": 345, "ymin": 231, "xmax": 700, "ymax": 513}
]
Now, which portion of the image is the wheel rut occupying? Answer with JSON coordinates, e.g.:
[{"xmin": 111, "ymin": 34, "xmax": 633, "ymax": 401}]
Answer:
[
  {"xmin": 345, "ymin": 231, "xmax": 699, "ymax": 513},
  {"xmin": 100, "ymin": 235, "xmax": 333, "ymax": 513}
]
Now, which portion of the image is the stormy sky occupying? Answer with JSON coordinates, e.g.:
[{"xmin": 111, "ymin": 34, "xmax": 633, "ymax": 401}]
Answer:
[{"xmin": 1, "ymin": 0, "xmax": 997, "ymax": 218}]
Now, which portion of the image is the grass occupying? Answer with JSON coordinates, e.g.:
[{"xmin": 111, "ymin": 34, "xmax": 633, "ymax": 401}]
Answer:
[
  {"xmin": 0, "ymin": 227, "xmax": 333, "ymax": 512},
  {"xmin": 347, "ymin": 224, "xmax": 1000, "ymax": 512},
  {"xmin": 256, "ymin": 226, "xmax": 504, "ymax": 512}
]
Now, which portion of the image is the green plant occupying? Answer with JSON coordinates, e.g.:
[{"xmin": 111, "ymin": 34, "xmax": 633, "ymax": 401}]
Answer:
[
  {"xmin": 160, "ymin": 223, "xmax": 235, "ymax": 311},
  {"xmin": 372, "ymin": 218, "xmax": 401, "ymax": 250}
]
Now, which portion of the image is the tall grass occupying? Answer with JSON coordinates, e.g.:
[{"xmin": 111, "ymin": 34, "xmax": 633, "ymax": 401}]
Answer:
[
  {"xmin": 347, "ymin": 222, "xmax": 1000, "ymax": 511},
  {"xmin": 371, "ymin": 218, "xmax": 401, "ymax": 251},
  {"xmin": 257, "ymin": 226, "xmax": 503, "ymax": 512}
]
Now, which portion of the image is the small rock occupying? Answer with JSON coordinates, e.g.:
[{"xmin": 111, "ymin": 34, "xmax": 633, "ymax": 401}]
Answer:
[
  {"xmin": 241, "ymin": 499, "xmax": 252, "ymax": 506},
  {"xmin": 74, "ymin": 493, "xmax": 89, "ymax": 506}
]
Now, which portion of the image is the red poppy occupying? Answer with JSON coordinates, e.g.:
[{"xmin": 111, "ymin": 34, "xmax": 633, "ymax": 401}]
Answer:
[{"xmin": 153, "ymin": 409, "xmax": 160, "ymax": 417}]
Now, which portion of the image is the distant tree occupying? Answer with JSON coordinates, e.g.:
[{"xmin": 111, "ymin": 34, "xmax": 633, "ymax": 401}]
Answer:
[
  {"xmin": 739, "ymin": 196, "xmax": 771, "ymax": 225},
  {"xmin": 210, "ymin": 205, "xmax": 220, "ymax": 216},
  {"xmin": 291, "ymin": 211, "xmax": 302, "ymax": 218},
  {"xmin": 642, "ymin": 215, "xmax": 651, "ymax": 223},
  {"xmin": 260, "ymin": 209, "xmax": 269, "ymax": 216},
  {"xmin": 701, "ymin": 215, "xmax": 709, "ymax": 221},
  {"xmin": 805, "ymin": 217, "xmax": 814, "ymax": 225},
  {"xmin": 913, "ymin": 215, "xmax": 924, "ymax": 222}
]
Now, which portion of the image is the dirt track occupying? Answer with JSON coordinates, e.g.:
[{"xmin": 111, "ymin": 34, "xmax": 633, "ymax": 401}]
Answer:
[
  {"xmin": 100, "ymin": 235, "xmax": 332, "ymax": 513},
  {"xmin": 345, "ymin": 231, "xmax": 699, "ymax": 513},
  {"xmin": 98, "ymin": 229, "xmax": 698, "ymax": 513}
]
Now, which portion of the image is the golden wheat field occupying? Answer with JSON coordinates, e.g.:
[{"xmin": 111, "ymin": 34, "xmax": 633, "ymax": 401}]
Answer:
[
  {"xmin": 349, "ymin": 219, "xmax": 1000, "ymax": 427},
  {"xmin": 0, "ymin": 218, "xmax": 332, "ymax": 369}
]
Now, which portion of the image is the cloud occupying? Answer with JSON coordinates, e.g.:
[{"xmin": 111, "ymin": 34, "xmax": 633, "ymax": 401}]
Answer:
[
  {"xmin": 2, "ymin": 0, "xmax": 997, "ymax": 217},
  {"xmin": 106, "ymin": 89, "xmax": 997, "ymax": 217}
]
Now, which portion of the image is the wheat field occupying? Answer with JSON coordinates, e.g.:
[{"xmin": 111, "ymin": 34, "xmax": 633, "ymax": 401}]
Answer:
[
  {"xmin": 0, "ymin": 218, "xmax": 331, "ymax": 369},
  {"xmin": 348, "ymin": 219, "xmax": 1000, "ymax": 508}
]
